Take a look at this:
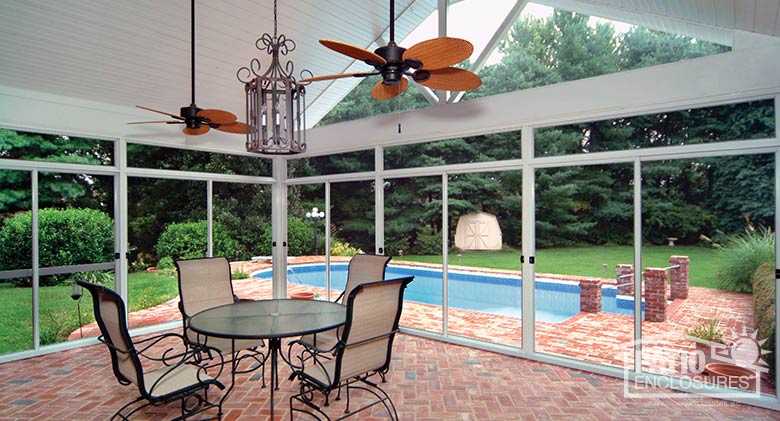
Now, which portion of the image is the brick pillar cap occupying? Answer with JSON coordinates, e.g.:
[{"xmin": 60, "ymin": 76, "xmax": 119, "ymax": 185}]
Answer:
[{"xmin": 670, "ymin": 255, "xmax": 689, "ymax": 260}]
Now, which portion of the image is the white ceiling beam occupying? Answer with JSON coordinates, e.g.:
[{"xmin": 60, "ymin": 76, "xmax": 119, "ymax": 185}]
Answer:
[
  {"xmin": 436, "ymin": 0, "xmax": 449, "ymax": 103},
  {"xmin": 305, "ymin": 43, "xmax": 780, "ymax": 156},
  {"xmin": 449, "ymin": 0, "xmax": 529, "ymax": 104}
]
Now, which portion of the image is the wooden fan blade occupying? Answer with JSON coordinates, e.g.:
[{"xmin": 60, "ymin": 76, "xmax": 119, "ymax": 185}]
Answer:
[
  {"xmin": 299, "ymin": 72, "xmax": 376, "ymax": 83},
  {"xmin": 418, "ymin": 67, "xmax": 482, "ymax": 91},
  {"xmin": 403, "ymin": 37, "xmax": 473, "ymax": 70},
  {"xmin": 371, "ymin": 77, "xmax": 409, "ymax": 100},
  {"xmin": 198, "ymin": 109, "xmax": 237, "ymax": 125},
  {"xmin": 320, "ymin": 39, "xmax": 386, "ymax": 65},
  {"xmin": 136, "ymin": 105, "xmax": 184, "ymax": 120},
  {"xmin": 127, "ymin": 120, "xmax": 173, "ymax": 125},
  {"xmin": 183, "ymin": 126, "xmax": 210, "ymax": 136},
  {"xmin": 213, "ymin": 121, "xmax": 250, "ymax": 134}
]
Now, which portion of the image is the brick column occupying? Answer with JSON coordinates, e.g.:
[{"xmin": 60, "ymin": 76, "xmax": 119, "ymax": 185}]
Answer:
[
  {"xmin": 616, "ymin": 264, "xmax": 634, "ymax": 296},
  {"xmin": 643, "ymin": 268, "xmax": 667, "ymax": 322},
  {"xmin": 669, "ymin": 255, "xmax": 689, "ymax": 300},
  {"xmin": 579, "ymin": 278, "xmax": 602, "ymax": 313}
]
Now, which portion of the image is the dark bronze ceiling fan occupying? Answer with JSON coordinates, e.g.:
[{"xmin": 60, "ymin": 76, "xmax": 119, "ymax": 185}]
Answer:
[
  {"xmin": 299, "ymin": 0, "xmax": 482, "ymax": 100},
  {"xmin": 129, "ymin": 0, "xmax": 249, "ymax": 136}
]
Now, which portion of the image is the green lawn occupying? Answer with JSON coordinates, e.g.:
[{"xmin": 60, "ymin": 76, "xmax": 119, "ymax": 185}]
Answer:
[
  {"xmin": 0, "ymin": 271, "xmax": 178, "ymax": 355},
  {"xmin": 399, "ymin": 245, "xmax": 721, "ymax": 288}
]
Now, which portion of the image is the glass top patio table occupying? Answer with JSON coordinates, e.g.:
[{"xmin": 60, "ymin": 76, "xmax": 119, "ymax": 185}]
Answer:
[
  {"xmin": 188, "ymin": 298, "xmax": 346, "ymax": 420},
  {"xmin": 188, "ymin": 298, "xmax": 346, "ymax": 340}
]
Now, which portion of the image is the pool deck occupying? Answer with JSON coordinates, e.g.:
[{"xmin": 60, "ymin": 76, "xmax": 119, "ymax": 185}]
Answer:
[{"xmin": 69, "ymin": 256, "xmax": 772, "ymax": 395}]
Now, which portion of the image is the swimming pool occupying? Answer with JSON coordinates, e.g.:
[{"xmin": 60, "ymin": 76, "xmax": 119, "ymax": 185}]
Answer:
[{"xmin": 253, "ymin": 263, "xmax": 642, "ymax": 323}]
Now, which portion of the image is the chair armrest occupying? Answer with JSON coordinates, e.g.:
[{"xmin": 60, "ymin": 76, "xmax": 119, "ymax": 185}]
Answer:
[{"xmin": 234, "ymin": 294, "xmax": 255, "ymax": 303}]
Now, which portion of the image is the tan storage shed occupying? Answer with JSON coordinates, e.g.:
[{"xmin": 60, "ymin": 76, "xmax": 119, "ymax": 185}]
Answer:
[{"xmin": 454, "ymin": 211, "xmax": 502, "ymax": 251}]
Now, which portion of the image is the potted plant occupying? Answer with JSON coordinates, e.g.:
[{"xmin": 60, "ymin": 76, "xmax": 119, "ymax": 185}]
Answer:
[{"xmin": 685, "ymin": 312, "xmax": 732, "ymax": 369}]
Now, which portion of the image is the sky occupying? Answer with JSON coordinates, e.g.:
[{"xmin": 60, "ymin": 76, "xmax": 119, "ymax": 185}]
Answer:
[{"xmin": 401, "ymin": 1, "xmax": 636, "ymax": 66}]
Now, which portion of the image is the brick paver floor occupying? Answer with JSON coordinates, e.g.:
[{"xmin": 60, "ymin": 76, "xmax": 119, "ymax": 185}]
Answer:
[
  {"xmin": 1, "ymin": 333, "xmax": 778, "ymax": 420},
  {"xmin": 60, "ymin": 257, "xmax": 775, "ymax": 411}
]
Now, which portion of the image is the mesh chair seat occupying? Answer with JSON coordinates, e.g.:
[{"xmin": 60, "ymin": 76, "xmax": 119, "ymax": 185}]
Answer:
[
  {"xmin": 297, "ymin": 254, "xmax": 391, "ymax": 352},
  {"xmin": 290, "ymin": 276, "xmax": 414, "ymax": 420},
  {"xmin": 77, "ymin": 280, "xmax": 225, "ymax": 420},
  {"xmin": 176, "ymin": 257, "xmax": 267, "ymax": 379}
]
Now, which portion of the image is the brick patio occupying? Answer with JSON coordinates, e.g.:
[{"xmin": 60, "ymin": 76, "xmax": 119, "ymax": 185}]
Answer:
[
  {"xmin": 2, "ymin": 333, "xmax": 778, "ymax": 420},
  {"xmin": 61, "ymin": 257, "xmax": 775, "ymax": 409}
]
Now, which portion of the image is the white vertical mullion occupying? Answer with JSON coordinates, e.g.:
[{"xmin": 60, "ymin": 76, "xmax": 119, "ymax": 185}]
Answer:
[
  {"xmin": 325, "ymin": 181, "xmax": 331, "ymax": 300},
  {"xmin": 520, "ymin": 127, "xmax": 535, "ymax": 352},
  {"xmin": 272, "ymin": 156, "xmax": 288, "ymax": 299},
  {"xmin": 375, "ymin": 146, "xmax": 384, "ymax": 254},
  {"xmin": 207, "ymin": 180, "xmax": 213, "ymax": 258},
  {"xmin": 437, "ymin": 0, "xmax": 448, "ymax": 103},
  {"xmin": 633, "ymin": 158, "xmax": 643, "ymax": 373},
  {"xmin": 116, "ymin": 138, "xmax": 129, "ymax": 302},
  {"xmin": 31, "ymin": 169, "xmax": 39, "ymax": 350},
  {"xmin": 774, "ymin": 95, "xmax": 779, "ymax": 397},
  {"xmin": 442, "ymin": 173, "xmax": 449, "ymax": 336}
]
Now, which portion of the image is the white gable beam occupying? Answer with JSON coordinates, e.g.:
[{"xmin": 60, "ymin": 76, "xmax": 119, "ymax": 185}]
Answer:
[{"xmin": 306, "ymin": 43, "xmax": 780, "ymax": 156}]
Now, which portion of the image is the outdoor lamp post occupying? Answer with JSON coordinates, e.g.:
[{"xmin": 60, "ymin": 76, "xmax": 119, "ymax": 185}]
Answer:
[{"xmin": 305, "ymin": 207, "xmax": 325, "ymax": 255}]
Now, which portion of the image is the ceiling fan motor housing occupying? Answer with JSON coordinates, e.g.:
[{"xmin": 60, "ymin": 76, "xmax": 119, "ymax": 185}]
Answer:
[
  {"xmin": 181, "ymin": 105, "xmax": 202, "ymax": 128},
  {"xmin": 374, "ymin": 44, "xmax": 408, "ymax": 86}
]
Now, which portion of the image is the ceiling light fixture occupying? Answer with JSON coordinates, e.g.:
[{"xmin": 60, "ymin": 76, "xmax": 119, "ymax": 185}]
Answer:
[{"xmin": 237, "ymin": 0, "xmax": 311, "ymax": 155}]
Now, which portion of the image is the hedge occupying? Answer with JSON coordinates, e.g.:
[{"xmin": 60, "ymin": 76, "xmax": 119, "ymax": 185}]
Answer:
[
  {"xmin": 155, "ymin": 220, "xmax": 239, "ymax": 261},
  {"xmin": 0, "ymin": 208, "xmax": 114, "ymax": 286},
  {"xmin": 752, "ymin": 262, "xmax": 775, "ymax": 385}
]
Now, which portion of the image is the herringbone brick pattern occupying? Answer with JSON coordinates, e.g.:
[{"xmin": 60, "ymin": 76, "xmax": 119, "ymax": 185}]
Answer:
[
  {"xmin": 67, "ymin": 258, "xmax": 772, "ymax": 395},
  {"xmin": 1, "ymin": 334, "xmax": 778, "ymax": 420}
]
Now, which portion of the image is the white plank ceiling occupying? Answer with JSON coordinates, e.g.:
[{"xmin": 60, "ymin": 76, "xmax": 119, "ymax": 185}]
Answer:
[{"xmin": 0, "ymin": 0, "xmax": 778, "ymax": 138}]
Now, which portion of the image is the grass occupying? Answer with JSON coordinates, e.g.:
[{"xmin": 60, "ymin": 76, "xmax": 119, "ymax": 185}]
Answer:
[
  {"xmin": 0, "ymin": 271, "xmax": 178, "ymax": 355},
  {"xmin": 399, "ymin": 245, "xmax": 722, "ymax": 288}
]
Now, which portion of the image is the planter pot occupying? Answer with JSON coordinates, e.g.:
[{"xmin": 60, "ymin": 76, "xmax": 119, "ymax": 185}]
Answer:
[
  {"xmin": 693, "ymin": 340, "xmax": 733, "ymax": 370},
  {"xmin": 290, "ymin": 291, "xmax": 315, "ymax": 300},
  {"xmin": 705, "ymin": 362, "xmax": 757, "ymax": 390}
]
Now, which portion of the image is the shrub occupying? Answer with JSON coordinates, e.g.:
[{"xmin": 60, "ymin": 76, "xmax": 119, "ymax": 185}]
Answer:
[
  {"xmin": 0, "ymin": 208, "xmax": 114, "ymax": 286},
  {"xmin": 155, "ymin": 220, "xmax": 239, "ymax": 261},
  {"xmin": 412, "ymin": 225, "xmax": 442, "ymax": 255},
  {"xmin": 717, "ymin": 227, "xmax": 774, "ymax": 293},
  {"xmin": 330, "ymin": 240, "xmax": 362, "ymax": 256},
  {"xmin": 155, "ymin": 256, "xmax": 177, "ymax": 277},
  {"xmin": 684, "ymin": 312, "xmax": 725, "ymax": 343},
  {"xmin": 256, "ymin": 217, "xmax": 313, "ymax": 256},
  {"xmin": 753, "ymin": 262, "xmax": 775, "ymax": 385}
]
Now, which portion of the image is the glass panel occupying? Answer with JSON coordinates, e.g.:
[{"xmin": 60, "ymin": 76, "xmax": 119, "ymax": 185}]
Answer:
[
  {"xmin": 128, "ymin": 177, "xmax": 206, "ymax": 323},
  {"xmin": 288, "ymin": 149, "xmax": 374, "ymax": 178},
  {"xmin": 331, "ymin": 180, "xmax": 375, "ymax": 253},
  {"xmin": 447, "ymin": 171, "xmax": 521, "ymax": 347},
  {"xmin": 0, "ymin": 129, "xmax": 114, "ymax": 166},
  {"xmin": 535, "ymin": 163, "xmax": 635, "ymax": 368},
  {"xmin": 214, "ymin": 182, "xmax": 272, "ymax": 300},
  {"xmin": 535, "ymin": 100, "xmax": 775, "ymax": 157},
  {"xmin": 127, "ymin": 143, "xmax": 272, "ymax": 177},
  {"xmin": 41, "ymin": 271, "xmax": 114, "ymax": 346},
  {"xmin": 464, "ymin": 4, "xmax": 729, "ymax": 101},
  {"xmin": 385, "ymin": 130, "xmax": 521, "ymax": 170},
  {"xmin": 0, "ymin": 169, "xmax": 32, "ymax": 355},
  {"xmin": 36, "ymin": 170, "xmax": 115, "ymax": 348},
  {"xmin": 385, "ymin": 175, "xmax": 443, "ymax": 334},
  {"xmin": 640, "ymin": 155, "xmax": 775, "ymax": 397},
  {"xmin": 286, "ymin": 184, "xmax": 328, "ymax": 300}
]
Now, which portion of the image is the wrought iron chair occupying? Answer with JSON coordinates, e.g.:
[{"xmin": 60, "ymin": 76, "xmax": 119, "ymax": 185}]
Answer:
[
  {"xmin": 289, "ymin": 276, "xmax": 414, "ymax": 420},
  {"xmin": 77, "ymin": 280, "xmax": 225, "ymax": 420},
  {"xmin": 297, "ymin": 254, "xmax": 392, "ymax": 352},
  {"xmin": 175, "ymin": 257, "xmax": 267, "ymax": 383}
]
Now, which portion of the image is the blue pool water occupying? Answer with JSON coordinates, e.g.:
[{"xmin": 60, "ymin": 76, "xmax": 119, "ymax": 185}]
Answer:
[{"xmin": 253, "ymin": 264, "xmax": 642, "ymax": 323}]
